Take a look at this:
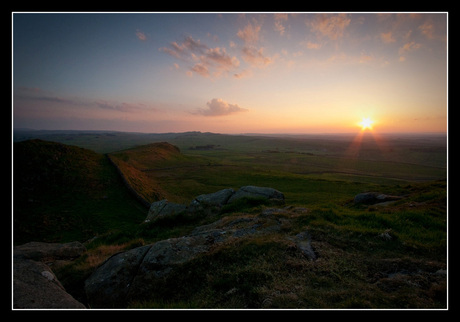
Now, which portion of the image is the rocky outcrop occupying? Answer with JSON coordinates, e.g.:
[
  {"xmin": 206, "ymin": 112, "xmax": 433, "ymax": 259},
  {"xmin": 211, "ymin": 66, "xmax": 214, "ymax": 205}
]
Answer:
[
  {"xmin": 13, "ymin": 241, "xmax": 87, "ymax": 309},
  {"xmin": 85, "ymin": 206, "xmax": 314, "ymax": 308},
  {"xmin": 145, "ymin": 186, "xmax": 285, "ymax": 223},
  {"xmin": 227, "ymin": 186, "xmax": 285, "ymax": 204}
]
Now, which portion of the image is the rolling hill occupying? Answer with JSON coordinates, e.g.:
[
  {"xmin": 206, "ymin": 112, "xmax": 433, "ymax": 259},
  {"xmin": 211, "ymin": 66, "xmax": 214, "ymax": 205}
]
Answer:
[{"xmin": 13, "ymin": 139, "xmax": 146, "ymax": 244}]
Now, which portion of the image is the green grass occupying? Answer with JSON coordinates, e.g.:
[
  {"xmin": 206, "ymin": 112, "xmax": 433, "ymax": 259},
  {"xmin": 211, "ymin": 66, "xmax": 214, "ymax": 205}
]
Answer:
[
  {"xmin": 122, "ymin": 185, "xmax": 447, "ymax": 308},
  {"xmin": 14, "ymin": 135, "xmax": 447, "ymax": 309}
]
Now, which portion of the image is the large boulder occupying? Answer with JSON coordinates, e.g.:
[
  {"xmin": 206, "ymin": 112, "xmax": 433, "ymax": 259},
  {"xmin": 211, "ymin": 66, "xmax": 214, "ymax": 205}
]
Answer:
[
  {"xmin": 84, "ymin": 245, "xmax": 152, "ymax": 308},
  {"xmin": 13, "ymin": 258, "xmax": 86, "ymax": 309},
  {"xmin": 145, "ymin": 199, "xmax": 187, "ymax": 222},
  {"xmin": 191, "ymin": 188, "xmax": 235, "ymax": 207},
  {"xmin": 13, "ymin": 241, "xmax": 87, "ymax": 309},
  {"xmin": 227, "ymin": 185, "xmax": 285, "ymax": 204}
]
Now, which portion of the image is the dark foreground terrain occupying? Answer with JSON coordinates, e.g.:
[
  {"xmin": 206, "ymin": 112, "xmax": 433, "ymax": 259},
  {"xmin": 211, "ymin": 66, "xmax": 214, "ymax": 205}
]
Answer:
[{"xmin": 12, "ymin": 131, "xmax": 447, "ymax": 309}]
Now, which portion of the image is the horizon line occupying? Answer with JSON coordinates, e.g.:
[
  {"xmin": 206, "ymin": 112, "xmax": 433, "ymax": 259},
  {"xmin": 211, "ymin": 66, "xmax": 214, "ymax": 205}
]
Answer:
[{"xmin": 12, "ymin": 127, "xmax": 448, "ymax": 136}]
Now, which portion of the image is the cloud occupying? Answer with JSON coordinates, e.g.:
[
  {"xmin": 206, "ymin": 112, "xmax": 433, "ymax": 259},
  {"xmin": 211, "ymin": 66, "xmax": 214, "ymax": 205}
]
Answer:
[
  {"xmin": 15, "ymin": 87, "xmax": 91, "ymax": 107},
  {"xmin": 205, "ymin": 47, "xmax": 240, "ymax": 70},
  {"xmin": 399, "ymin": 41, "xmax": 421, "ymax": 55},
  {"xmin": 398, "ymin": 41, "xmax": 421, "ymax": 61},
  {"xmin": 95, "ymin": 100, "xmax": 156, "ymax": 113},
  {"xmin": 194, "ymin": 98, "xmax": 248, "ymax": 116},
  {"xmin": 419, "ymin": 21, "xmax": 435, "ymax": 39},
  {"xmin": 160, "ymin": 36, "xmax": 239, "ymax": 78},
  {"xmin": 237, "ymin": 22, "xmax": 261, "ymax": 45},
  {"xmin": 308, "ymin": 14, "xmax": 351, "ymax": 40},
  {"xmin": 160, "ymin": 36, "xmax": 208, "ymax": 61},
  {"xmin": 190, "ymin": 63, "xmax": 210, "ymax": 77},
  {"xmin": 306, "ymin": 41, "xmax": 321, "ymax": 49},
  {"xmin": 241, "ymin": 46, "xmax": 273, "ymax": 68},
  {"xmin": 233, "ymin": 69, "xmax": 253, "ymax": 79},
  {"xmin": 136, "ymin": 30, "xmax": 147, "ymax": 41},
  {"xmin": 380, "ymin": 31, "xmax": 396, "ymax": 43},
  {"xmin": 274, "ymin": 13, "xmax": 288, "ymax": 36},
  {"xmin": 236, "ymin": 21, "xmax": 274, "ymax": 69}
]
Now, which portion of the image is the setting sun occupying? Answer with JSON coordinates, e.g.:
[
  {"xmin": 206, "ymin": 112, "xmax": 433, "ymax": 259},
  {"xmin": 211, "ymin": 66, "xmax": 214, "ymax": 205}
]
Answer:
[{"xmin": 359, "ymin": 117, "xmax": 374, "ymax": 131}]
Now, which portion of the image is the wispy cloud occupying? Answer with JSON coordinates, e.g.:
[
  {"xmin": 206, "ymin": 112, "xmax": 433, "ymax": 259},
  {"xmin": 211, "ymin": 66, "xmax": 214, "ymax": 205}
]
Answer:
[
  {"xmin": 194, "ymin": 98, "xmax": 248, "ymax": 116},
  {"xmin": 136, "ymin": 29, "xmax": 147, "ymax": 41},
  {"xmin": 15, "ymin": 87, "xmax": 156, "ymax": 114},
  {"xmin": 237, "ymin": 21, "xmax": 274, "ymax": 69},
  {"xmin": 15, "ymin": 87, "xmax": 90, "ymax": 107},
  {"xmin": 95, "ymin": 100, "xmax": 155, "ymax": 113},
  {"xmin": 380, "ymin": 31, "xmax": 396, "ymax": 43},
  {"xmin": 308, "ymin": 14, "xmax": 351, "ymax": 40},
  {"xmin": 274, "ymin": 13, "xmax": 288, "ymax": 36},
  {"xmin": 241, "ymin": 46, "xmax": 273, "ymax": 67},
  {"xmin": 398, "ymin": 41, "xmax": 421, "ymax": 61},
  {"xmin": 160, "ymin": 36, "xmax": 239, "ymax": 78}
]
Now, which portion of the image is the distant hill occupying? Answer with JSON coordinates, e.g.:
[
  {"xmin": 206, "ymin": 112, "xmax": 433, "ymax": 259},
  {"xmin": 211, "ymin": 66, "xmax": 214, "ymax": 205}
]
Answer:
[
  {"xmin": 13, "ymin": 139, "xmax": 146, "ymax": 244},
  {"xmin": 108, "ymin": 142, "xmax": 198, "ymax": 204}
]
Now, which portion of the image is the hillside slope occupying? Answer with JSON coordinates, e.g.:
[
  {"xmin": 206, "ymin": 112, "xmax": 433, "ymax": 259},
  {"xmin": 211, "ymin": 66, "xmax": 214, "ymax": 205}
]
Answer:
[
  {"xmin": 13, "ymin": 139, "xmax": 146, "ymax": 244},
  {"xmin": 108, "ymin": 142, "xmax": 213, "ymax": 204}
]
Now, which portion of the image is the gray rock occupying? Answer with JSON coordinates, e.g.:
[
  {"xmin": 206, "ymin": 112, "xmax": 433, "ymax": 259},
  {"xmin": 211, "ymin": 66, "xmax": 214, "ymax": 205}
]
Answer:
[
  {"xmin": 145, "ymin": 186, "xmax": 284, "ymax": 223},
  {"xmin": 191, "ymin": 188, "xmax": 235, "ymax": 208},
  {"xmin": 353, "ymin": 192, "xmax": 401, "ymax": 205},
  {"xmin": 145, "ymin": 199, "xmax": 187, "ymax": 222},
  {"xmin": 228, "ymin": 185, "xmax": 285, "ymax": 204},
  {"xmin": 14, "ymin": 258, "xmax": 86, "ymax": 309},
  {"xmin": 13, "ymin": 241, "xmax": 87, "ymax": 309},
  {"xmin": 290, "ymin": 231, "xmax": 316, "ymax": 260},
  {"xmin": 84, "ymin": 245, "xmax": 152, "ymax": 308},
  {"xmin": 85, "ymin": 211, "xmax": 291, "ymax": 307}
]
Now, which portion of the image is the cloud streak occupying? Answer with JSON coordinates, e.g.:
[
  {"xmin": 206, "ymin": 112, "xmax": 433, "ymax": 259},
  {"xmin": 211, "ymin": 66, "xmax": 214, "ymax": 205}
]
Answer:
[{"xmin": 14, "ymin": 87, "xmax": 157, "ymax": 115}]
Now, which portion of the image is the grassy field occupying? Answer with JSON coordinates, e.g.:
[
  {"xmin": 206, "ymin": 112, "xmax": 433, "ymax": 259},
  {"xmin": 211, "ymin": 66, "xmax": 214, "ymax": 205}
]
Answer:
[
  {"xmin": 13, "ymin": 131, "xmax": 448, "ymax": 309},
  {"xmin": 106, "ymin": 132, "xmax": 446, "ymax": 206}
]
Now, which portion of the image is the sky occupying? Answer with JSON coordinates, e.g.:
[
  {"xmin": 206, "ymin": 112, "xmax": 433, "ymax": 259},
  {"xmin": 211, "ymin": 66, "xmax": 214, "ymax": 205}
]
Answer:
[{"xmin": 12, "ymin": 12, "xmax": 448, "ymax": 134}]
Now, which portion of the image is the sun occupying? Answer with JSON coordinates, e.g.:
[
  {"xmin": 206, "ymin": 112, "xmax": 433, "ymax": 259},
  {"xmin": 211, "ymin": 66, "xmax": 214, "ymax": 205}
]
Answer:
[{"xmin": 359, "ymin": 117, "xmax": 374, "ymax": 130}]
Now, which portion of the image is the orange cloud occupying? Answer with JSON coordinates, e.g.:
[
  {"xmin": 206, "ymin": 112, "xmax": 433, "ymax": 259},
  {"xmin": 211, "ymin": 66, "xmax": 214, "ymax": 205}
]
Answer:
[
  {"xmin": 241, "ymin": 47, "xmax": 273, "ymax": 68},
  {"xmin": 237, "ymin": 22, "xmax": 261, "ymax": 45},
  {"xmin": 160, "ymin": 36, "xmax": 239, "ymax": 78},
  {"xmin": 194, "ymin": 98, "xmax": 248, "ymax": 116},
  {"xmin": 398, "ymin": 41, "xmax": 422, "ymax": 61},
  {"xmin": 308, "ymin": 14, "xmax": 351, "ymax": 40}
]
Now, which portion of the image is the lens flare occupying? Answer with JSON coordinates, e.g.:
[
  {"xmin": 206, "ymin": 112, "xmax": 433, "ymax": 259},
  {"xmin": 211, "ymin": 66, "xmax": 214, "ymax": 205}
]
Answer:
[{"xmin": 359, "ymin": 117, "xmax": 374, "ymax": 130}]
